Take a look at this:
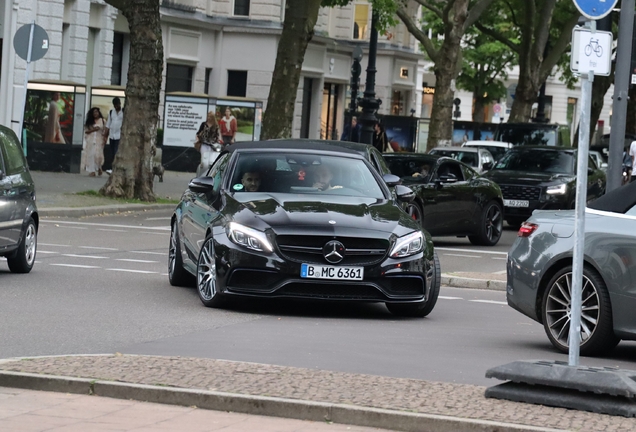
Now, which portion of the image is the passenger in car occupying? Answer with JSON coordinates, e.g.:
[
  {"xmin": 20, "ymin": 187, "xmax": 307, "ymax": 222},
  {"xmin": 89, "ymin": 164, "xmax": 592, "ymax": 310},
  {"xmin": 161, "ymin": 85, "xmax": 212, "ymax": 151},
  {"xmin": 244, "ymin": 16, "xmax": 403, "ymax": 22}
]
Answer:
[{"xmin": 311, "ymin": 164, "xmax": 342, "ymax": 191}]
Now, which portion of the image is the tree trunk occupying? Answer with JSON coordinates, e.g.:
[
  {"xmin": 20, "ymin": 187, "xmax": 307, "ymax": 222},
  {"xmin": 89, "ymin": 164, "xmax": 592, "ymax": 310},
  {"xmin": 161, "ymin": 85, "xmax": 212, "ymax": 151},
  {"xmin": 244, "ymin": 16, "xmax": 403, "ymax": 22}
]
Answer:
[
  {"xmin": 101, "ymin": 0, "xmax": 163, "ymax": 201},
  {"xmin": 472, "ymin": 93, "xmax": 486, "ymax": 122},
  {"xmin": 261, "ymin": 0, "xmax": 322, "ymax": 140},
  {"xmin": 426, "ymin": 1, "xmax": 467, "ymax": 151}
]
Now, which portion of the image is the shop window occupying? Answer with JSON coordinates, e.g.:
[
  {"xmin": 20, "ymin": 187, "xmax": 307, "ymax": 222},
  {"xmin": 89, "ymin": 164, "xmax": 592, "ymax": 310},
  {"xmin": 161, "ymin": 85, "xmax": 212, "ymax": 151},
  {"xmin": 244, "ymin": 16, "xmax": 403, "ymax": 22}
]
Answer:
[
  {"xmin": 227, "ymin": 70, "xmax": 248, "ymax": 97},
  {"xmin": 166, "ymin": 64, "xmax": 193, "ymax": 93},
  {"xmin": 234, "ymin": 0, "xmax": 250, "ymax": 16},
  {"xmin": 204, "ymin": 68, "xmax": 213, "ymax": 94},
  {"xmin": 111, "ymin": 32, "xmax": 125, "ymax": 85},
  {"xmin": 353, "ymin": 3, "xmax": 369, "ymax": 40},
  {"xmin": 391, "ymin": 90, "xmax": 405, "ymax": 115}
]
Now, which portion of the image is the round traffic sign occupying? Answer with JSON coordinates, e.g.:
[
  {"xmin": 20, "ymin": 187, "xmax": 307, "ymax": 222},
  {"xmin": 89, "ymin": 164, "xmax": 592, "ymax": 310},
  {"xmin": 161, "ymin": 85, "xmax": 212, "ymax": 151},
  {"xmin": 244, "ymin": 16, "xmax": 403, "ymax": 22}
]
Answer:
[
  {"xmin": 493, "ymin": 104, "xmax": 502, "ymax": 114},
  {"xmin": 572, "ymin": 0, "xmax": 619, "ymax": 20},
  {"xmin": 13, "ymin": 23, "xmax": 49, "ymax": 62}
]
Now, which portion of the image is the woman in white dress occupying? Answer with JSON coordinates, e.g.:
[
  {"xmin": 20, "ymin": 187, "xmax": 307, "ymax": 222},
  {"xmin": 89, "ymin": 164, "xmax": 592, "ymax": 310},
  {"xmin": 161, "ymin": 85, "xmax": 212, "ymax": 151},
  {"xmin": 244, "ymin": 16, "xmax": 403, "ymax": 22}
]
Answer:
[{"xmin": 83, "ymin": 107, "xmax": 106, "ymax": 177}]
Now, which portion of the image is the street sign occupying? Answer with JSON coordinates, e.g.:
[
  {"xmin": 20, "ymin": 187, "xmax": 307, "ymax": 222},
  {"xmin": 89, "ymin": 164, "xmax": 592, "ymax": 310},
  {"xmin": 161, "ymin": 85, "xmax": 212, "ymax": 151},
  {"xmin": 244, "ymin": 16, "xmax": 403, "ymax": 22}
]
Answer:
[
  {"xmin": 572, "ymin": 0, "xmax": 619, "ymax": 20},
  {"xmin": 493, "ymin": 104, "xmax": 501, "ymax": 114},
  {"xmin": 13, "ymin": 23, "xmax": 49, "ymax": 62},
  {"xmin": 570, "ymin": 27, "xmax": 612, "ymax": 76}
]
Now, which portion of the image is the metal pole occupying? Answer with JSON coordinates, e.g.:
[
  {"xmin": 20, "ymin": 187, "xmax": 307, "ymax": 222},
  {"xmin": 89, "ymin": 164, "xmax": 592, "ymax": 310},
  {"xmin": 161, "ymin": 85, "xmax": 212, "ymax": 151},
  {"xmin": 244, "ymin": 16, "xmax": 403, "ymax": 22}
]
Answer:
[
  {"xmin": 358, "ymin": 12, "xmax": 380, "ymax": 146},
  {"xmin": 18, "ymin": 21, "xmax": 35, "ymax": 154},
  {"xmin": 607, "ymin": 0, "xmax": 635, "ymax": 192},
  {"xmin": 569, "ymin": 68, "xmax": 593, "ymax": 367}
]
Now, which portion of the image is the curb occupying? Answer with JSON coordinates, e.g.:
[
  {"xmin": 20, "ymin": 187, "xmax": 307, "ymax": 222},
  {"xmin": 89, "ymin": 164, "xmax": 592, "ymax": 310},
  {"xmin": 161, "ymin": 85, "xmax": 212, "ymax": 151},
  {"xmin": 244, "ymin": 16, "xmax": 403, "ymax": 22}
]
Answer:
[
  {"xmin": 0, "ymin": 370, "xmax": 565, "ymax": 432},
  {"xmin": 39, "ymin": 203, "xmax": 176, "ymax": 218},
  {"xmin": 442, "ymin": 274, "xmax": 506, "ymax": 291}
]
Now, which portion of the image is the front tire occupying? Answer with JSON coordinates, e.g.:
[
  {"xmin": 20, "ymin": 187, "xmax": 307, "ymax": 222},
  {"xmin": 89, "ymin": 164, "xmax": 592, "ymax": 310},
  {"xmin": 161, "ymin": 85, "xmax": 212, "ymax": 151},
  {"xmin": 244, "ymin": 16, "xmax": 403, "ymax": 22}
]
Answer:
[
  {"xmin": 197, "ymin": 235, "xmax": 225, "ymax": 308},
  {"xmin": 469, "ymin": 201, "xmax": 503, "ymax": 246},
  {"xmin": 542, "ymin": 266, "xmax": 619, "ymax": 356},
  {"xmin": 7, "ymin": 218, "xmax": 37, "ymax": 274},
  {"xmin": 386, "ymin": 251, "xmax": 440, "ymax": 317},
  {"xmin": 168, "ymin": 222, "xmax": 194, "ymax": 287}
]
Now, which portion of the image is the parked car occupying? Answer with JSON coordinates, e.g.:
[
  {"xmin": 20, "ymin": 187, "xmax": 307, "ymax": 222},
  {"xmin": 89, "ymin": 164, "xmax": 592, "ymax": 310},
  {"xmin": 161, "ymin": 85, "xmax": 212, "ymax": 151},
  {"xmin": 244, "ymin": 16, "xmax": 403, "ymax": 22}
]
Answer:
[
  {"xmin": 0, "ymin": 125, "xmax": 38, "ymax": 273},
  {"xmin": 483, "ymin": 146, "xmax": 606, "ymax": 227},
  {"xmin": 169, "ymin": 140, "xmax": 441, "ymax": 317},
  {"xmin": 507, "ymin": 182, "xmax": 636, "ymax": 355},
  {"xmin": 383, "ymin": 153, "xmax": 504, "ymax": 246},
  {"xmin": 462, "ymin": 140, "xmax": 513, "ymax": 163},
  {"xmin": 494, "ymin": 122, "xmax": 571, "ymax": 147},
  {"xmin": 428, "ymin": 147, "xmax": 495, "ymax": 175}
]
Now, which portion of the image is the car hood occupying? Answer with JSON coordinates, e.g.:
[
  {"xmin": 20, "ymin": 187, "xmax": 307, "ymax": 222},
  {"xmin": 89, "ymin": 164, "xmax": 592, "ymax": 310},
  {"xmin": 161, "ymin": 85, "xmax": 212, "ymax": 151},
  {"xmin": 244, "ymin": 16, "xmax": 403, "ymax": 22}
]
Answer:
[
  {"xmin": 227, "ymin": 193, "xmax": 415, "ymax": 237},
  {"xmin": 485, "ymin": 170, "xmax": 574, "ymax": 186}
]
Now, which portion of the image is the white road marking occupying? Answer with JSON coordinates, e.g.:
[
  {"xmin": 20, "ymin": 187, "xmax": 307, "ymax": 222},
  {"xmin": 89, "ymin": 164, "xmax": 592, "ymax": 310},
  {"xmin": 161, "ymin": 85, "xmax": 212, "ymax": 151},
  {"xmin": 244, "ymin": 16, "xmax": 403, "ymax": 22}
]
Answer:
[
  {"xmin": 98, "ymin": 229, "xmax": 127, "ymax": 233},
  {"xmin": 492, "ymin": 257, "xmax": 507, "ymax": 260},
  {"xmin": 37, "ymin": 251, "xmax": 57, "ymax": 254},
  {"xmin": 40, "ymin": 220, "xmax": 170, "ymax": 231},
  {"xmin": 39, "ymin": 243, "xmax": 71, "ymax": 247},
  {"xmin": 62, "ymin": 254, "xmax": 109, "ymax": 260},
  {"xmin": 145, "ymin": 217, "xmax": 171, "ymax": 221},
  {"xmin": 436, "ymin": 247, "xmax": 507, "ymax": 256},
  {"xmin": 161, "ymin": 273, "xmax": 169, "ymax": 276},
  {"xmin": 140, "ymin": 231, "xmax": 170, "ymax": 236},
  {"xmin": 115, "ymin": 259, "xmax": 158, "ymax": 264},
  {"xmin": 107, "ymin": 268, "xmax": 158, "ymax": 274},
  {"xmin": 78, "ymin": 246, "xmax": 119, "ymax": 251},
  {"xmin": 439, "ymin": 296, "xmax": 463, "ymax": 300},
  {"xmin": 50, "ymin": 264, "xmax": 101, "ymax": 269},
  {"xmin": 55, "ymin": 226, "xmax": 88, "ymax": 230},
  {"xmin": 493, "ymin": 270, "xmax": 507, "ymax": 275},
  {"xmin": 470, "ymin": 300, "xmax": 508, "ymax": 305},
  {"xmin": 131, "ymin": 251, "xmax": 166, "ymax": 256},
  {"xmin": 444, "ymin": 253, "xmax": 482, "ymax": 258}
]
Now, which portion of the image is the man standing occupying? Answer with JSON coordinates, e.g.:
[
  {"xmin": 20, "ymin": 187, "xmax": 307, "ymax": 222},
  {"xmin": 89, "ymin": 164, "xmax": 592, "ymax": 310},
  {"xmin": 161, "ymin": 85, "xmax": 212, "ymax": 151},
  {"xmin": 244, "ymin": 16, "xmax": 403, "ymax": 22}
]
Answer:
[
  {"xmin": 340, "ymin": 116, "xmax": 361, "ymax": 142},
  {"xmin": 104, "ymin": 97, "xmax": 124, "ymax": 174}
]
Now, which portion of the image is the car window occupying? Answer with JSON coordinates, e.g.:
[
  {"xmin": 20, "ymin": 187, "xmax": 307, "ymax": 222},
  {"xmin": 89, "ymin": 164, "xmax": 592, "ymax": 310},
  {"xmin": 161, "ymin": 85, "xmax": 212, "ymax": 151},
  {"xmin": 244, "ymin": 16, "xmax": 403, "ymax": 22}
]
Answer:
[
  {"xmin": 588, "ymin": 156, "xmax": 597, "ymax": 170},
  {"xmin": 230, "ymin": 152, "xmax": 385, "ymax": 199},
  {"xmin": 626, "ymin": 204, "xmax": 636, "ymax": 216},
  {"xmin": 430, "ymin": 149, "xmax": 478, "ymax": 167},
  {"xmin": 461, "ymin": 164, "xmax": 476, "ymax": 180},
  {"xmin": 494, "ymin": 150, "xmax": 574, "ymax": 174},
  {"xmin": 497, "ymin": 127, "xmax": 557, "ymax": 146},
  {"xmin": 371, "ymin": 149, "xmax": 390, "ymax": 175},
  {"xmin": 206, "ymin": 153, "xmax": 230, "ymax": 194},
  {"xmin": 436, "ymin": 161, "xmax": 464, "ymax": 181},
  {"xmin": 386, "ymin": 157, "xmax": 434, "ymax": 182},
  {"xmin": 0, "ymin": 129, "xmax": 26, "ymax": 175}
]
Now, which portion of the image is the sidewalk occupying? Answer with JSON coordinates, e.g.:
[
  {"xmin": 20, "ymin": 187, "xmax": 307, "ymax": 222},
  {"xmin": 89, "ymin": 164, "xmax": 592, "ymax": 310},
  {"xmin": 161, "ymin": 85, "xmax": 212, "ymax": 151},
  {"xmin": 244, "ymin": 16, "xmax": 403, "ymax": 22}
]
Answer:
[{"xmin": 1, "ymin": 354, "xmax": 634, "ymax": 431}]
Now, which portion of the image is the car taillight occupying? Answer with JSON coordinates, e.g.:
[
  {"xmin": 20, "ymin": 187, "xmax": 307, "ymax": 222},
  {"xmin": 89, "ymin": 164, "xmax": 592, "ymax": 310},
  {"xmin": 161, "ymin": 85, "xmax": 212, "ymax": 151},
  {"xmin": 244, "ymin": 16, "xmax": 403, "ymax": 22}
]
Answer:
[{"xmin": 518, "ymin": 222, "xmax": 538, "ymax": 237}]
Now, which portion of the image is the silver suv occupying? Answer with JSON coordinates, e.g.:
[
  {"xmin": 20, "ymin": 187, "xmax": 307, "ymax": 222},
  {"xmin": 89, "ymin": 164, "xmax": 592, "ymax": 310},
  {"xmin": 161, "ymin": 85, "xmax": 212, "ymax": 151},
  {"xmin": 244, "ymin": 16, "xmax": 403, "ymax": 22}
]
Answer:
[{"xmin": 0, "ymin": 125, "xmax": 38, "ymax": 273}]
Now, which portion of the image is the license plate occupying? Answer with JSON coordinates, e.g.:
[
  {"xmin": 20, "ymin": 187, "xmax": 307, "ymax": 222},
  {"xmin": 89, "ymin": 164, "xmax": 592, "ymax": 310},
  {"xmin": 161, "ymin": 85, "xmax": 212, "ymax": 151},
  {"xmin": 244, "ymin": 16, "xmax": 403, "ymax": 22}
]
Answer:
[
  {"xmin": 300, "ymin": 263, "xmax": 364, "ymax": 281},
  {"xmin": 504, "ymin": 199, "xmax": 529, "ymax": 208}
]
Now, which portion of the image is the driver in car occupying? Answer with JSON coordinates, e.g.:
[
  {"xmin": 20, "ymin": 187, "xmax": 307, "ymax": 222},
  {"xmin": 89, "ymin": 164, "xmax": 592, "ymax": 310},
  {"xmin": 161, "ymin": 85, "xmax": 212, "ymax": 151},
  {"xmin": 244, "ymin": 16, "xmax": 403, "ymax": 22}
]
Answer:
[
  {"xmin": 241, "ymin": 169, "xmax": 261, "ymax": 192},
  {"xmin": 412, "ymin": 163, "xmax": 430, "ymax": 178},
  {"xmin": 312, "ymin": 164, "xmax": 342, "ymax": 191}
]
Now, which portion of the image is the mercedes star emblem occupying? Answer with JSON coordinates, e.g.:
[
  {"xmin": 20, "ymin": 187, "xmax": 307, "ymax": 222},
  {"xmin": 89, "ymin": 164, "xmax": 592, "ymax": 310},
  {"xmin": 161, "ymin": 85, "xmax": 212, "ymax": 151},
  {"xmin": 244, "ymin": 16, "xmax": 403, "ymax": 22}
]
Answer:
[{"xmin": 323, "ymin": 240, "xmax": 345, "ymax": 264}]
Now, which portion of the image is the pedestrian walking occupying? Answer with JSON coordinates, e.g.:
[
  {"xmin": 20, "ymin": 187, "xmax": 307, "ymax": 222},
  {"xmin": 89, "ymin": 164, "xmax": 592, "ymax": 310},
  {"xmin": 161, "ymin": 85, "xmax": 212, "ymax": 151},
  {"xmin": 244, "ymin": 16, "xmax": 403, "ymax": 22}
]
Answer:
[
  {"xmin": 104, "ymin": 97, "xmax": 124, "ymax": 174},
  {"xmin": 341, "ymin": 116, "xmax": 361, "ymax": 142},
  {"xmin": 82, "ymin": 107, "xmax": 106, "ymax": 177},
  {"xmin": 219, "ymin": 107, "xmax": 237, "ymax": 146},
  {"xmin": 195, "ymin": 111, "xmax": 221, "ymax": 176},
  {"xmin": 373, "ymin": 122, "xmax": 392, "ymax": 153}
]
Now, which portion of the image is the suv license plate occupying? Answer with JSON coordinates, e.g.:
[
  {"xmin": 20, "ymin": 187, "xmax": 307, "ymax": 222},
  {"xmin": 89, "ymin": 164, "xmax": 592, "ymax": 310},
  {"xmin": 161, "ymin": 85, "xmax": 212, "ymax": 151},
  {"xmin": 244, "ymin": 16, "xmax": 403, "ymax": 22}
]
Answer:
[
  {"xmin": 300, "ymin": 264, "xmax": 364, "ymax": 281},
  {"xmin": 504, "ymin": 199, "xmax": 529, "ymax": 208}
]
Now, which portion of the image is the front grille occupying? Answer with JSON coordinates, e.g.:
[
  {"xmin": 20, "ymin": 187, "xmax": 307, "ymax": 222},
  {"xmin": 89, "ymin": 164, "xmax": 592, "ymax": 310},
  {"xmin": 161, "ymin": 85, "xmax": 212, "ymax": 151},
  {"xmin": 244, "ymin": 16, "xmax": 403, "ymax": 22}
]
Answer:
[
  {"xmin": 276, "ymin": 235, "xmax": 389, "ymax": 266},
  {"xmin": 499, "ymin": 184, "xmax": 541, "ymax": 201},
  {"xmin": 277, "ymin": 283, "xmax": 385, "ymax": 300}
]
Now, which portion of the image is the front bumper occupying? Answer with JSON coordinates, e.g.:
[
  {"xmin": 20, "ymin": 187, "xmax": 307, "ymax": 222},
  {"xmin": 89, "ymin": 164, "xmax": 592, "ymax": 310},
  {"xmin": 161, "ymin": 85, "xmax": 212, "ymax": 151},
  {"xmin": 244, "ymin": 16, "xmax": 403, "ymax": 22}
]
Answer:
[{"xmin": 213, "ymin": 234, "xmax": 432, "ymax": 303}]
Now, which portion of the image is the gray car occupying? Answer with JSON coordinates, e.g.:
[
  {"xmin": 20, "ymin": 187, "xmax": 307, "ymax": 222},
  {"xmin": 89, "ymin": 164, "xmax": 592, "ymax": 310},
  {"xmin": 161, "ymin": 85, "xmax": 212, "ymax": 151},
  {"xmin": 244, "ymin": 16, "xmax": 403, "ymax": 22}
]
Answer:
[
  {"xmin": 0, "ymin": 125, "xmax": 38, "ymax": 273},
  {"xmin": 507, "ymin": 183, "xmax": 636, "ymax": 356}
]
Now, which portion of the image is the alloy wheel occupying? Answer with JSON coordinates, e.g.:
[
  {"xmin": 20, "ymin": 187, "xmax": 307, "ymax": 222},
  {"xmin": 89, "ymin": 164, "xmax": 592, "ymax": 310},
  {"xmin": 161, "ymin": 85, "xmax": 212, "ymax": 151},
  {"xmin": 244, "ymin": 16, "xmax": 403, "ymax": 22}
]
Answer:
[
  {"xmin": 407, "ymin": 203, "xmax": 422, "ymax": 225},
  {"xmin": 169, "ymin": 225, "xmax": 177, "ymax": 277},
  {"xmin": 197, "ymin": 239, "xmax": 217, "ymax": 301},
  {"xmin": 545, "ymin": 272, "xmax": 600, "ymax": 349},
  {"xmin": 24, "ymin": 224, "xmax": 36, "ymax": 266},
  {"xmin": 485, "ymin": 204, "xmax": 503, "ymax": 243}
]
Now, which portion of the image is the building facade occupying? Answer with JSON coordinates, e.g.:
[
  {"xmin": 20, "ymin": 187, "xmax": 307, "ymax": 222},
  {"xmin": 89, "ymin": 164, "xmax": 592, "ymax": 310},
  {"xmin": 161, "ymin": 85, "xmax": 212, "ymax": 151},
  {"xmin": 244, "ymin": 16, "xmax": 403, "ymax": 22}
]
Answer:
[{"xmin": 0, "ymin": 0, "xmax": 613, "ymax": 171}]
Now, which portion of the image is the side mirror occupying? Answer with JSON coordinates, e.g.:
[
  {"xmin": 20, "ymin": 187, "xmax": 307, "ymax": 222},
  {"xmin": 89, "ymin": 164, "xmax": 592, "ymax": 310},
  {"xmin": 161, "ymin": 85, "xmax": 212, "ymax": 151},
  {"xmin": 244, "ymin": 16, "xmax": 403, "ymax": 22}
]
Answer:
[
  {"xmin": 188, "ymin": 176, "xmax": 216, "ymax": 194},
  {"xmin": 482, "ymin": 162, "xmax": 493, "ymax": 171},
  {"xmin": 438, "ymin": 173, "xmax": 458, "ymax": 184},
  {"xmin": 383, "ymin": 173, "xmax": 402, "ymax": 187},
  {"xmin": 395, "ymin": 185, "xmax": 415, "ymax": 202}
]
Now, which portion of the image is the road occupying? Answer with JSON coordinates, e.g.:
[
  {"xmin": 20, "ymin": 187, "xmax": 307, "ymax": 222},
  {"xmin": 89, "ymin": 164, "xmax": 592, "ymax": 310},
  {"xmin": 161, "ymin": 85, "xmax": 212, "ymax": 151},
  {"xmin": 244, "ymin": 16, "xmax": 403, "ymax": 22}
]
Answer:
[{"xmin": 1, "ymin": 210, "xmax": 634, "ymax": 387}]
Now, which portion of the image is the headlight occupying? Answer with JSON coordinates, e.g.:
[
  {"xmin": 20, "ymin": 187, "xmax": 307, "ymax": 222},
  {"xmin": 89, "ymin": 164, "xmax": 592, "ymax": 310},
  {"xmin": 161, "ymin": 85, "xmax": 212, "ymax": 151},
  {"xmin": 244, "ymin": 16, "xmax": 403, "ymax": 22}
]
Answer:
[
  {"xmin": 390, "ymin": 231, "xmax": 423, "ymax": 258},
  {"xmin": 227, "ymin": 222, "xmax": 273, "ymax": 252},
  {"xmin": 546, "ymin": 184, "xmax": 567, "ymax": 195}
]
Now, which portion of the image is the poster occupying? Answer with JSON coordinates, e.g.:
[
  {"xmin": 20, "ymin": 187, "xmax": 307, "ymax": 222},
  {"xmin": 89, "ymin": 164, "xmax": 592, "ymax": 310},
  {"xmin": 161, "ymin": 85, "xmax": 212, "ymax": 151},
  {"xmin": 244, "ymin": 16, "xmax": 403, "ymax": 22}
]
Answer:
[
  {"xmin": 163, "ymin": 98, "xmax": 209, "ymax": 147},
  {"xmin": 24, "ymin": 90, "xmax": 75, "ymax": 144},
  {"xmin": 216, "ymin": 101, "xmax": 256, "ymax": 143}
]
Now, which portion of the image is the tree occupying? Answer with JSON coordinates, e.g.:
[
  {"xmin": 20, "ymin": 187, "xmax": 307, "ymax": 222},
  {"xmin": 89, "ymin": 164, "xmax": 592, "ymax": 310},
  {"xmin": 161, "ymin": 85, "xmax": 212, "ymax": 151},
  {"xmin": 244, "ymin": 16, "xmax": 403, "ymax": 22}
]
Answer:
[
  {"xmin": 476, "ymin": 0, "xmax": 579, "ymax": 123},
  {"xmin": 397, "ymin": 0, "xmax": 496, "ymax": 150},
  {"xmin": 100, "ymin": 0, "xmax": 163, "ymax": 201}
]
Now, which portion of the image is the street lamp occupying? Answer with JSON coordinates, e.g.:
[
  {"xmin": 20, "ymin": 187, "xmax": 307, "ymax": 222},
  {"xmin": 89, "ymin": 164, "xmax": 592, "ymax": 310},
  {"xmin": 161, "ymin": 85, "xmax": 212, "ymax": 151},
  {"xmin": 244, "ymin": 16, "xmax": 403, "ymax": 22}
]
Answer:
[
  {"xmin": 358, "ymin": 11, "xmax": 382, "ymax": 146},
  {"xmin": 345, "ymin": 46, "xmax": 364, "ymax": 142}
]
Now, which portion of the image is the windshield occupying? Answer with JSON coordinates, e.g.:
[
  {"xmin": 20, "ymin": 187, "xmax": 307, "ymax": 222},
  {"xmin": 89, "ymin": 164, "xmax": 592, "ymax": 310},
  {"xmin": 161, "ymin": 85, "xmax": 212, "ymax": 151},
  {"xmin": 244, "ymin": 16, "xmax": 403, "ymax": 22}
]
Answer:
[
  {"xmin": 429, "ymin": 149, "xmax": 478, "ymax": 167},
  {"xmin": 494, "ymin": 150, "xmax": 574, "ymax": 174},
  {"xmin": 386, "ymin": 156, "xmax": 437, "ymax": 182},
  {"xmin": 231, "ymin": 152, "xmax": 385, "ymax": 199},
  {"xmin": 471, "ymin": 145, "xmax": 507, "ymax": 161},
  {"xmin": 497, "ymin": 127, "xmax": 557, "ymax": 146}
]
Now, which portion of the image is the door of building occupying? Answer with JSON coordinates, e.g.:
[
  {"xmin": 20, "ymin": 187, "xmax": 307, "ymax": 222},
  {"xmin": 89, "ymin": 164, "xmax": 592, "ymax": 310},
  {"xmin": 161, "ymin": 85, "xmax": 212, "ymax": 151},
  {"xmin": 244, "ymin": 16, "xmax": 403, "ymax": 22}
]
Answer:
[{"xmin": 321, "ymin": 83, "xmax": 340, "ymax": 140}]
